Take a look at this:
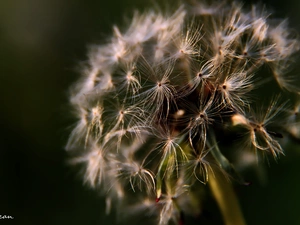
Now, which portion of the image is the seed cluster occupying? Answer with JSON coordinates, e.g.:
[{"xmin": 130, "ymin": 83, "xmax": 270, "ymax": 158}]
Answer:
[{"xmin": 67, "ymin": 1, "xmax": 300, "ymax": 224}]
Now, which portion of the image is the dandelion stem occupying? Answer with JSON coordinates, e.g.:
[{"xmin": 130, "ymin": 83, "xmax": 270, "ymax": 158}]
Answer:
[{"xmin": 208, "ymin": 170, "xmax": 246, "ymax": 225}]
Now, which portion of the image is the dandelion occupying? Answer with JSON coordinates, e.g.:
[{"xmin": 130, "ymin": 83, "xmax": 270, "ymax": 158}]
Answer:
[{"xmin": 67, "ymin": 1, "xmax": 300, "ymax": 225}]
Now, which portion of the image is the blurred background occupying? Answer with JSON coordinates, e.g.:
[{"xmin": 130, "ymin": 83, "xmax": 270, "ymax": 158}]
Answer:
[{"xmin": 1, "ymin": 0, "xmax": 300, "ymax": 224}]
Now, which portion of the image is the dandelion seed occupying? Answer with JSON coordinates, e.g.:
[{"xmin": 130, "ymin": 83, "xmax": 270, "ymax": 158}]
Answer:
[
  {"xmin": 248, "ymin": 5, "xmax": 270, "ymax": 42},
  {"xmin": 185, "ymin": 93, "xmax": 219, "ymax": 149},
  {"xmin": 171, "ymin": 23, "xmax": 202, "ymax": 60},
  {"xmin": 66, "ymin": 107, "xmax": 88, "ymax": 150},
  {"xmin": 187, "ymin": 147, "xmax": 213, "ymax": 184},
  {"xmin": 71, "ymin": 141, "xmax": 108, "ymax": 187},
  {"xmin": 218, "ymin": 66, "xmax": 254, "ymax": 112},
  {"xmin": 234, "ymin": 98, "xmax": 286, "ymax": 158},
  {"xmin": 85, "ymin": 104, "xmax": 103, "ymax": 144}
]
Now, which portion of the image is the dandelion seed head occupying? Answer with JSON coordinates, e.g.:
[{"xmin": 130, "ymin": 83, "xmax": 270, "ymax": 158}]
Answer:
[{"xmin": 66, "ymin": 1, "xmax": 300, "ymax": 224}]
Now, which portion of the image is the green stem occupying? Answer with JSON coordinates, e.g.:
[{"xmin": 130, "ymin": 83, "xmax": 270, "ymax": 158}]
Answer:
[{"xmin": 208, "ymin": 170, "xmax": 246, "ymax": 225}]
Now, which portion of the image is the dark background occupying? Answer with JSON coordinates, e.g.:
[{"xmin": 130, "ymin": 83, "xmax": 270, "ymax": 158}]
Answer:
[{"xmin": 1, "ymin": 0, "xmax": 300, "ymax": 224}]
